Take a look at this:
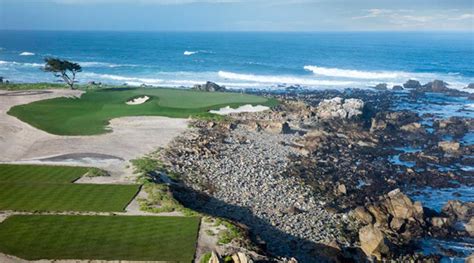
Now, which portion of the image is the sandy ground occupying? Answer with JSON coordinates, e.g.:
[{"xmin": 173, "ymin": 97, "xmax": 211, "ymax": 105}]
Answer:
[{"xmin": 0, "ymin": 89, "xmax": 189, "ymax": 182}]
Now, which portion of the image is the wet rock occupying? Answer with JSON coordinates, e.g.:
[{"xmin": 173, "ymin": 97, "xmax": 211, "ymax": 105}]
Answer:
[
  {"xmin": 373, "ymin": 83, "xmax": 388, "ymax": 91},
  {"xmin": 403, "ymin": 79, "xmax": 422, "ymax": 89},
  {"xmin": 421, "ymin": 80, "xmax": 450, "ymax": 92},
  {"xmin": 466, "ymin": 83, "xmax": 474, "ymax": 89},
  {"xmin": 359, "ymin": 224, "xmax": 391, "ymax": 260},
  {"xmin": 392, "ymin": 85, "xmax": 404, "ymax": 91}
]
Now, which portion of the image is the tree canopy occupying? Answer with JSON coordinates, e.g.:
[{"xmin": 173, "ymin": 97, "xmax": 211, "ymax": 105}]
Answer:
[{"xmin": 43, "ymin": 58, "xmax": 82, "ymax": 89}]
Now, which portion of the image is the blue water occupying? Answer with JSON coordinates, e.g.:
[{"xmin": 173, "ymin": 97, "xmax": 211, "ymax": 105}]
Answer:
[{"xmin": 0, "ymin": 31, "xmax": 473, "ymax": 89}]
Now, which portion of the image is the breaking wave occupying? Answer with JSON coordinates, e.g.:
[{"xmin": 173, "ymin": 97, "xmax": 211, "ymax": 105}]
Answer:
[
  {"xmin": 0, "ymin": 60, "xmax": 42, "ymax": 67},
  {"xmin": 218, "ymin": 70, "xmax": 355, "ymax": 86},
  {"xmin": 183, "ymin": 51, "xmax": 198, "ymax": 56},
  {"xmin": 78, "ymin": 61, "xmax": 137, "ymax": 68},
  {"xmin": 19, "ymin": 52, "xmax": 35, "ymax": 56},
  {"xmin": 304, "ymin": 65, "xmax": 403, "ymax": 79}
]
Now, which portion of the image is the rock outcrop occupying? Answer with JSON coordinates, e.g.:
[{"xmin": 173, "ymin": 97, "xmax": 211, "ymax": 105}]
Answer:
[
  {"xmin": 316, "ymin": 97, "xmax": 364, "ymax": 119},
  {"xmin": 353, "ymin": 189, "xmax": 426, "ymax": 259},
  {"xmin": 193, "ymin": 81, "xmax": 226, "ymax": 92},
  {"xmin": 403, "ymin": 79, "xmax": 422, "ymax": 89}
]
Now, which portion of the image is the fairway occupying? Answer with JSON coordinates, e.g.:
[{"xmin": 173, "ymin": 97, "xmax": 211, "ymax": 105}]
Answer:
[
  {"xmin": 8, "ymin": 87, "xmax": 276, "ymax": 135},
  {"xmin": 0, "ymin": 164, "xmax": 139, "ymax": 212},
  {"xmin": 0, "ymin": 215, "xmax": 200, "ymax": 262}
]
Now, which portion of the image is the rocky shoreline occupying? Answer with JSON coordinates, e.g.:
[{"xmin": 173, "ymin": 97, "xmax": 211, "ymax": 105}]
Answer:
[{"xmin": 160, "ymin": 80, "xmax": 473, "ymax": 262}]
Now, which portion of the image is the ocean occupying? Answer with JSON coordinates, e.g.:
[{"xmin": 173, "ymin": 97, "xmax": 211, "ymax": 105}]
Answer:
[{"xmin": 0, "ymin": 31, "xmax": 473, "ymax": 90}]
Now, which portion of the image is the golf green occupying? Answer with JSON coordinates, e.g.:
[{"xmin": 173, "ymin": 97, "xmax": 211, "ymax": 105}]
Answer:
[{"xmin": 8, "ymin": 87, "xmax": 277, "ymax": 135}]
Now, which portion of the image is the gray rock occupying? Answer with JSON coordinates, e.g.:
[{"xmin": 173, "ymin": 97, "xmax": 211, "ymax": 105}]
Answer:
[
  {"xmin": 193, "ymin": 81, "xmax": 226, "ymax": 92},
  {"xmin": 403, "ymin": 79, "xmax": 421, "ymax": 89}
]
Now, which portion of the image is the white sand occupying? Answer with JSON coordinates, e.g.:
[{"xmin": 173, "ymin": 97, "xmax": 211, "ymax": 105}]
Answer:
[
  {"xmin": 209, "ymin": 104, "xmax": 270, "ymax": 115},
  {"xmin": 0, "ymin": 89, "xmax": 188, "ymax": 182},
  {"xmin": 126, "ymin": 96, "xmax": 149, "ymax": 105}
]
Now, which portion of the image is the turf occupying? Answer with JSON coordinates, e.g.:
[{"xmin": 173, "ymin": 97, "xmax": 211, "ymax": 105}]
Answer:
[
  {"xmin": 8, "ymin": 87, "xmax": 277, "ymax": 135},
  {"xmin": 0, "ymin": 164, "xmax": 88, "ymax": 183},
  {"xmin": 0, "ymin": 215, "xmax": 200, "ymax": 262},
  {"xmin": 0, "ymin": 183, "xmax": 139, "ymax": 212},
  {"xmin": 0, "ymin": 164, "xmax": 139, "ymax": 212}
]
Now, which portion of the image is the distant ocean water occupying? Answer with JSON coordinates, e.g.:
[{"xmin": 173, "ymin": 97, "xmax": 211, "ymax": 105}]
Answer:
[{"xmin": 0, "ymin": 31, "xmax": 473, "ymax": 90}]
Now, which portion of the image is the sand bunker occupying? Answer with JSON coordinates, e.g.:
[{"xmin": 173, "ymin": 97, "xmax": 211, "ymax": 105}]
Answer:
[
  {"xmin": 209, "ymin": 104, "xmax": 270, "ymax": 115},
  {"xmin": 126, "ymin": 96, "xmax": 149, "ymax": 105}
]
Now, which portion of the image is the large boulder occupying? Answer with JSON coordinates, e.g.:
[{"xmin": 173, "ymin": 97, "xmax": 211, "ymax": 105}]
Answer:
[
  {"xmin": 316, "ymin": 97, "xmax": 364, "ymax": 120},
  {"xmin": 359, "ymin": 224, "xmax": 391, "ymax": 260},
  {"xmin": 193, "ymin": 81, "xmax": 226, "ymax": 92},
  {"xmin": 403, "ymin": 79, "xmax": 422, "ymax": 89},
  {"xmin": 421, "ymin": 80, "xmax": 450, "ymax": 92},
  {"xmin": 384, "ymin": 189, "xmax": 423, "ymax": 220}
]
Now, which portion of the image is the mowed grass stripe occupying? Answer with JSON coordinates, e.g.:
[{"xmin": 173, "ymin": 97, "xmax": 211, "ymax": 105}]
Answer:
[
  {"xmin": 0, "ymin": 215, "xmax": 200, "ymax": 262},
  {"xmin": 0, "ymin": 183, "xmax": 139, "ymax": 212},
  {"xmin": 0, "ymin": 164, "xmax": 88, "ymax": 183}
]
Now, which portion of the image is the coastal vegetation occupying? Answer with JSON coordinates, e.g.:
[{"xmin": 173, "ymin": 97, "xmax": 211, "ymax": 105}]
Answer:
[
  {"xmin": 0, "ymin": 215, "xmax": 200, "ymax": 261},
  {"xmin": 8, "ymin": 86, "xmax": 277, "ymax": 135},
  {"xmin": 0, "ymin": 164, "xmax": 138, "ymax": 212}
]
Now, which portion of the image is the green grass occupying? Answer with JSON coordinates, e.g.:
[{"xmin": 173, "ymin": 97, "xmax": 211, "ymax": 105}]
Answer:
[
  {"xmin": 0, "ymin": 164, "xmax": 139, "ymax": 212},
  {"xmin": 0, "ymin": 164, "xmax": 88, "ymax": 183},
  {"xmin": 0, "ymin": 82, "xmax": 68, "ymax": 90},
  {"xmin": 8, "ymin": 87, "xmax": 278, "ymax": 135},
  {"xmin": 0, "ymin": 183, "xmax": 139, "ymax": 212},
  {"xmin": 0, "ymin": 215, "xmax": 200, "ymax": 262}
]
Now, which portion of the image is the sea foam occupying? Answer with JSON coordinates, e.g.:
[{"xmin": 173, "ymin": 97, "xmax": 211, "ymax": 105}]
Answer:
[
  {"xmin": 304, "ymin": 65, "xmax": 400, "ymax": 79},
  {"xmin": 218, "ymin": 70, "xmax": 355, "ymax": 86},
  {"xmin": 184, "ymin": 51, "xmax": 198, "ymax": 56},
  {"xmin": 19, "ymin": 52, "xmax": 35, "ymax": 56}
]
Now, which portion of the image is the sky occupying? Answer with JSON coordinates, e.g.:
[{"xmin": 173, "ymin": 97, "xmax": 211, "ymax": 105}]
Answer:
[{"xmin": 0, "ymin": 0, "xmax": 473, "ymax": 31}]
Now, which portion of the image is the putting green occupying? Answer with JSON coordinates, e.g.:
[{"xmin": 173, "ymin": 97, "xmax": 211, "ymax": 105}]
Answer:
[
  {"xmin": 8, "ymin": 87, "xmax": 277, "ymax": 135},
  {"xmin": 0, "ymin": 215, "xmax": 200, "ymax": 261}
]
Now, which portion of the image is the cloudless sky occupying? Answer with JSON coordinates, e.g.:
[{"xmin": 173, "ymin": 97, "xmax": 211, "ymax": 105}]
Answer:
[{"xmin": 0, "ymin": 0, "xmax": 473, "ymax": 31}]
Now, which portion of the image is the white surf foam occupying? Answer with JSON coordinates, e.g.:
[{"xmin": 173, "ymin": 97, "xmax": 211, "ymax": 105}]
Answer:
[
  {"xmin": 184, "ymin": 51, "xmax": 198, "ymax": 56},
  {"xmin": 304, "ymin": 65, "xmax": 404, "ymax": 79},
  {"xmin": 0, "ymin": 60, "xmax": 42, "ymax": 67},
  {"xmin": 19, "ymin": 52, "xmax": 35, "ymax": 56},
  {"xmin": 218, "ymin": 70, "xmax": 355, "ymax": 87},
  {"xmin": 78, "ymin": 61, "xmax": 137, "ymax": 68}
]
